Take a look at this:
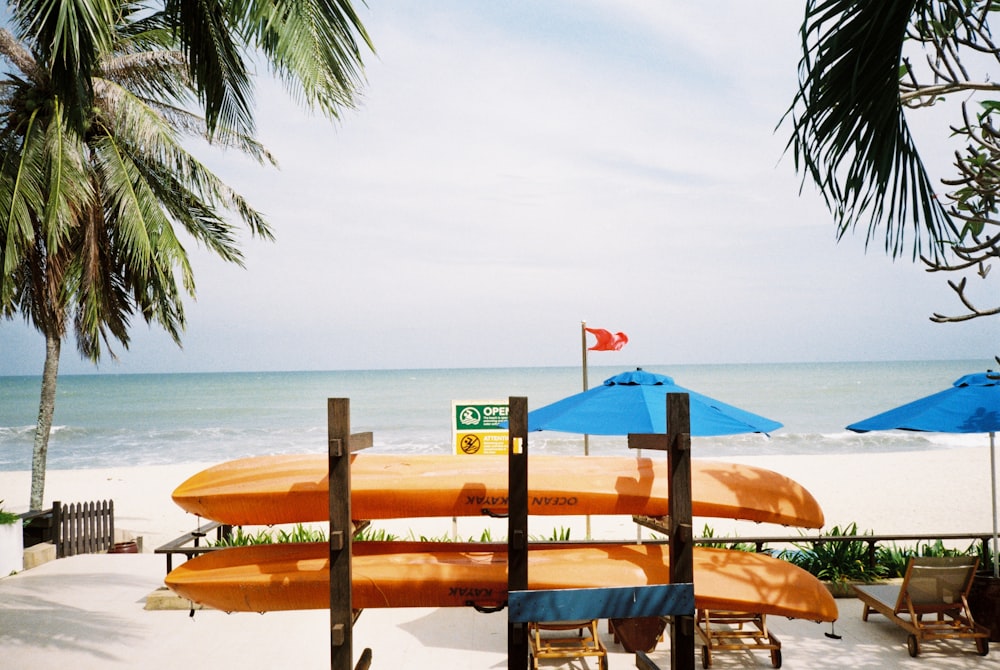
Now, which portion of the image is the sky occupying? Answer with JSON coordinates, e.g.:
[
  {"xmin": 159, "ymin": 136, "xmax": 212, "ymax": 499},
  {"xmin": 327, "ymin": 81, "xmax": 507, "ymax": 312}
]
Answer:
[{"xmin": 2, "ymin": 1, "xmax": 999, "ymax": 376}]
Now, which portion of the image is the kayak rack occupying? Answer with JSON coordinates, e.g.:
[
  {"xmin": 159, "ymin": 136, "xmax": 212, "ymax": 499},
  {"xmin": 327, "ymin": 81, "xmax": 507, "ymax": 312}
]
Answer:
[
  {"xmin": 506, "ymin": 394, "xmax": 698, "ymax": 670},
  {"xmin": 325, "ymin": 394, "xmax": 698, "ymax": 670}
]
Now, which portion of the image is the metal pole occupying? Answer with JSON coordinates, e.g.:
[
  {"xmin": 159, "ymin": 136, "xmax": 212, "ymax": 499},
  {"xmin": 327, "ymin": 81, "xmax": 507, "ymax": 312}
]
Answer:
[
  {"xmin": 581, "ymin": 320, "xmax": 590, "ymax": 456},
  {"xmin": 991, "ymin": 432, "xmax": 998, "ymax": 577},
  {"xmin": 581, "ymin": 321, "xmax": 591, "ymax": 539}
]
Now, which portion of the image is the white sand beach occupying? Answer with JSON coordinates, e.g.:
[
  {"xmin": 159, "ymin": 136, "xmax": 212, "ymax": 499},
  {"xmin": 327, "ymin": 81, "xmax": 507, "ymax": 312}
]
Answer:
[{"xmin": 1, "ymin": 446, "xmax": 999, "ymax": 668}]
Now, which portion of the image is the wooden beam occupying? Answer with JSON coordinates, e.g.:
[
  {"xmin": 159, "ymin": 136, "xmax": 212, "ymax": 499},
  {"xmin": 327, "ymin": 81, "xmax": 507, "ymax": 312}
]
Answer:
[
  {"xmin": 632, "ymin": 514, "xmax": 672, "ymax": 535},
  {"xmin": 327, "ymin": 432, "xmax": 373, "ymax": 457},
  {"xmin": 329, "ymin": 398, "xmax": 353, "ymax": 670},
  {"xmin": 508, "ymin": 584, "xmax": 693, "ymax": 622},
  {"xmin": 636, "ymin": 650, "xmax": 663, "ymax": 670},
  {"xmin": 627, "ymin": 433, "xmax": 667, "ymax": 451},
  {"xmin": 667, "ymin": 393, "xmax": 694, "ymax": 670},
  {"xmin": 507, "ymin": 396, "xmax": 529, "ymax": 670},
  {"xmin": 626, "ymin": 394, "xmax": 695, "ymax": 670}
]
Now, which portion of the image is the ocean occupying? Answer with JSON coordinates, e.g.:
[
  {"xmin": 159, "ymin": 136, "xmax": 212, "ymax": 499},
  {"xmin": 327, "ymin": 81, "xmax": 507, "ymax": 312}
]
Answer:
[{"xmin": 0, "ymin": 359, "xmax": 992, "ymax": 471}]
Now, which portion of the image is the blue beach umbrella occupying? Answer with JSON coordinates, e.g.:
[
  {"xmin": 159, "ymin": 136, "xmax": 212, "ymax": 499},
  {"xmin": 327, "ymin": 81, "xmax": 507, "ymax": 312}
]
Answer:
[
  {"xmin": 847, "ymin": 371, "xmax": 1000, "ymax": 576},
  {"xmin": 527, "ymin": 369, "xmax": 782, "ymax": 437}
]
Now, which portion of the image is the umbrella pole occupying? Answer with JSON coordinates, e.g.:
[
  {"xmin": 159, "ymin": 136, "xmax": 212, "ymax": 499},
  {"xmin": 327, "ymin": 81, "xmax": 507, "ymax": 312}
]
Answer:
[
  {"xmin": 992, "ymin": 432, "xmax": 998, "ymax": 578},
  {"xmin": 580, "ymin": 320, "xmax": 591, "ymax": 459},
  {"xmin": 581, "ymin": 321, "xmax": 591, "ymax": 539}
]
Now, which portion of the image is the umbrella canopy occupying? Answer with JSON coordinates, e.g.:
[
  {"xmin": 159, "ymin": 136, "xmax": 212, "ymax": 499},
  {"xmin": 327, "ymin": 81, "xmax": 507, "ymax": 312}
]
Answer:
[
  {"xmin": 847, "ymin": 372, "xmax": 1000, "ymax": 434},
  {"xmin": 527, "ymin": 369, "xmax": 782, "ymax": 437},
  {"xmin": 847, "ymin": 371, "xmax": 1000, "ymax": 576}
]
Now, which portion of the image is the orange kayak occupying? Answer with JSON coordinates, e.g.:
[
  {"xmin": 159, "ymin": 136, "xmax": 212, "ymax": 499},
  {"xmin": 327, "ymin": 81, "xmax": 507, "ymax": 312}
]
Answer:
[
  {"xmin": 164, "ymin": 541, "xmax": 838, "ymax": 622},
  {"xmin": 172, "ymin": 454, "xmax": 824, "ymax": 528}
]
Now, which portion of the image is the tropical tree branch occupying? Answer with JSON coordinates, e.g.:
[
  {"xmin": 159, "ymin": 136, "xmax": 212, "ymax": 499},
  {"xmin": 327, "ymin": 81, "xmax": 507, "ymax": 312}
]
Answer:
[{"xmin": 789, "ymin": 0, "xmax": 1000, "ymax": 324}]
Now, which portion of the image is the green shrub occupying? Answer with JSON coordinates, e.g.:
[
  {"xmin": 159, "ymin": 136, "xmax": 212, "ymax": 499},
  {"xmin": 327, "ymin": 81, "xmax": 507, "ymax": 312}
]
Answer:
[
  {"xmin": 354, "ymin": 525, "xmax": 572, "ymax": 543},
  {"xmin": 531, "ymin": 526, "xmax": 571, "ymax": 542},
  {"xmin": 875, "ymin": 543, "xmax": 915, "ymax": 579},
  {"xmin": 699, "ymin": 524, "xmax": 759, "ymax": 553},
  {"xmin": 877, "ymin": 539, "xmax": 976, "ymax": 578},
  {"xmin": 403, "ymin": 530, "xmax": 455, "ymax": 542},
  {"xmin": 0, "ymin": 501, "xmax": 19, "ymax": 526},
  {"xmin": 275, "ymin": 524, "xmax": 327, "ymax": 543},
  {"xmin": 212, "ymin": 527, "xmax": 272, "ymax": 547},
  {"xmin": 212, "ymin": 523, "xmax": 327, "ymax": 547},
  {"xmin": 779, "ymin": 523, "xmax": 884, "ymax": 584},
  {"xmin": 354, "ymin": 526, "xmax": 399, "ymax": 542},
  {"xmin": 971, "ymin": 538, "xmax": 997, "ymax": 573}
]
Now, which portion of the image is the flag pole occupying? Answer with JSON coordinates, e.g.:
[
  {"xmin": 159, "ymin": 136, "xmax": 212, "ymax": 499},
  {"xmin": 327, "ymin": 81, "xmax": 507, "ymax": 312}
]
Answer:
[
  {"xmin": 581, "ymin": 320, "xmax": 590, "ymax": 455},
  {"xmin": 581, "ymin": 320, "xmax": 591, "ymax": 540}
]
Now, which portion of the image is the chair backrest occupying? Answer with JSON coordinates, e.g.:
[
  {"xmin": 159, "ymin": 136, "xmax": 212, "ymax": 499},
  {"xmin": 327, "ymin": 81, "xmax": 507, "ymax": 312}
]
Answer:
[{"xmin": 898, "ymin": 556, "xmax": 979, "ymax": 613}]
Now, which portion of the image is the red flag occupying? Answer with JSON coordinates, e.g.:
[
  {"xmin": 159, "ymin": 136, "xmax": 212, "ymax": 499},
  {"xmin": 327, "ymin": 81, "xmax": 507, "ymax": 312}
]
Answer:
[{"xmin": 585, "ymin": 328, "xmax": 629, "ymax": 351}]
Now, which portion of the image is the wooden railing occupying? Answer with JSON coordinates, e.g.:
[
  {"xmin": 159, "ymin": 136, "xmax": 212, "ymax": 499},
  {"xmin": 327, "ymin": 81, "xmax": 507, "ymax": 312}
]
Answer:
[
  {"xmin": 697, "ymin": 531, "xmax": 996, "ymax": 571},
  {"xmin": 633, "ymin": 516, "xmax": 995, "ymax": 568},
  {"xmin": 154, "ymin": 519, "xmax": 996, "ymax": 578},
  {"xmin": 154, "ymin": 521, "xmax": 232, "ymax": 573}
]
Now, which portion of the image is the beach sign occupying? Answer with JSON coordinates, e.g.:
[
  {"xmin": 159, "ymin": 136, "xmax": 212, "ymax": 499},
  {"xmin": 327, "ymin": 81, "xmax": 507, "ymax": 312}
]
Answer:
[{"xmin": 453, "ymin": 401, "xmax": 509, "ymax": 456}]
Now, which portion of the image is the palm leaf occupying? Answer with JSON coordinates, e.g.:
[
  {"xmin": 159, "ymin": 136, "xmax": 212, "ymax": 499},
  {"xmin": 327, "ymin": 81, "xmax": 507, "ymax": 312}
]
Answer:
[
  {"xmin": 247, "ymin": 0, "xmax": 372, "ymax": 117},
  {"xmin": 785, "ymin": 0, "xmax": 959, "ymax": 260},
  {"xmin": 9, "ymin": 0, "xmax": 117, "ymax": 132},
  {"xmin": 0, "ymin": 112, "xmax": 48, "ymax": 278},
  {"xmin": 41, "ymin": 100, "xmax": 94, "ymax": 248},
  {"xmin": 163, "ymin": 0, "xmax": 255, "ymax": 137}
]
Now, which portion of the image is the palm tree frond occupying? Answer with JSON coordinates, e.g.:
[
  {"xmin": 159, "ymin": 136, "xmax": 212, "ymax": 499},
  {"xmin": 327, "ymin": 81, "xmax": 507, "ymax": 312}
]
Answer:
[
  {"xmin": 162, "ymin": 0, "xmax": 255, "ymax": 137},
  {"xmin": 98, "ymin": 50, "xmax": 193, "ymax": 106},
  {"xmin": 0, "ymin": 28, "xmax": 43, "ymax": 81},
  {"xmin": 785, "ymin": 0, "xmax": 958, "ymax": 260},
  {"xmin": 10, "ymin": 0, "xmax": 118, "ymax": 131},
  {"xmin": 246, "ymin": 0, "xmax": 371, "ymax": 118}
]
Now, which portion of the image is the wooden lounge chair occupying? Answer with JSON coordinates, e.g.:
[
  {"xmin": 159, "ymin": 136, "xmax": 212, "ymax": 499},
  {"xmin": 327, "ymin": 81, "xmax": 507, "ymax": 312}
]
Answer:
[
  {"xmin": 527, "ymin": 619, "xmax": 608, "ymax": 670},
  {"xmin": 852, "ymin": 556, "xmax": 990, "ymax": 657},
  {"xmin": 695, "ymin": 609, "xmax": 781, "ymax": 668}
]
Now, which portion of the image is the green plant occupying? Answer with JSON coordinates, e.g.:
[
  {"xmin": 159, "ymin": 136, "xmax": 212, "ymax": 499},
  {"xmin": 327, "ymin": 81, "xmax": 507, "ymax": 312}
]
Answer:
[
  {"xmin": 212, "ymin": 523, "xmax": 327, "ymax": 547},
  {"xmin": 354, "ymin": 527, "xmax": 399, "ymax": 542},
  {"xmin": 212, "ymin": 527, "xmax": 275, "ymax": 547},
  {"xmin": 699, "ymin": 524, "xmax": 759, "ymax": 553},
  {"xmin": 275, "ymin": 524, "xmax": 327, "ymax": 543},
  {"xmin": 877, "ymin": 539, "xmax": 974, "ymax": 579},
  {"xmin": 970, "ymin": 538, "xmax": 997, "ymax": 575},
  {"xmin": 0, "ymin": 502, "xmax": 19, "ymax": 526},
  {"xmin": 875, "ymin": 543, "xmax": 914, "ymax": 579},
  {"xmin": 780, "ymin": 523, "xmax": 884, "ymax": 585},
  {"xmin": 532, "ymin": 526, "xmax": 571, "ymax": 542},
  {"xmin": 402, "ymin": 530, "xmax": 455, "ymax": 542}
]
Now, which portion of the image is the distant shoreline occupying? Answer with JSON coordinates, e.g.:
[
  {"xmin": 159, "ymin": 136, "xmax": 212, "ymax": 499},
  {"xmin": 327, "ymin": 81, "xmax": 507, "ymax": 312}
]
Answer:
[{"xmin": 0, "ymin": 356, "xmax": 990, "ymax": 379}]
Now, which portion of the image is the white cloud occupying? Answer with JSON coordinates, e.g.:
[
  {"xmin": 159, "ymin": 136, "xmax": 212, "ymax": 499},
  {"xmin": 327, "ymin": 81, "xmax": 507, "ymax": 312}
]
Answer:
[{"xmin": 3, "ymin": 1, "xmax": 998, "ymax": 376}]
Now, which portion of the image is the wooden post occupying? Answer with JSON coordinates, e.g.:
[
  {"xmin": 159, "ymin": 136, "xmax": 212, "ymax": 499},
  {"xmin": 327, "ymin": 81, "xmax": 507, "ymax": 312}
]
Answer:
[
  {"xmin": 52, "ymin": 501, "xmax": 63, "ymax": 558},
  {"xmin": 328, "ymin": 399, "xmax": 352, "ymax": 670},
  {"xmin": 667, "ymin": 393, "xmax": 694, "ymax": 670},
  {"xmin": 627, "ymin": 393, "xmax": 695, "ymax": 670},
  {"xmin": 508, "ymin": 396, "xmax": 529, "ymax": 670},
  {"xmin": 108, "ymin": 499, "xmax": 115, "ymax": 554}
]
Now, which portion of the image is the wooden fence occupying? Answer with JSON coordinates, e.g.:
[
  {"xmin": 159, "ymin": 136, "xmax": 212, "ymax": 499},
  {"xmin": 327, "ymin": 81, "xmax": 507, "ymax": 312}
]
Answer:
[{"xmin": 52, "ymin": 500, "xmax": 115, "ymax": 558}]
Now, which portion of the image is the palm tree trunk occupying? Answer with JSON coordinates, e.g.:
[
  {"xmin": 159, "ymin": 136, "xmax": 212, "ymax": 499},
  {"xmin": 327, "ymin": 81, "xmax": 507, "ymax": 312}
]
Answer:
[{"xmin": 30, "ymin": 332, "xmax": 61, "ymax": 511}]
